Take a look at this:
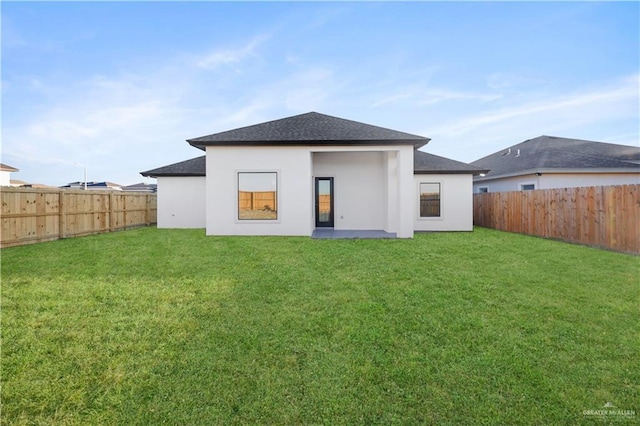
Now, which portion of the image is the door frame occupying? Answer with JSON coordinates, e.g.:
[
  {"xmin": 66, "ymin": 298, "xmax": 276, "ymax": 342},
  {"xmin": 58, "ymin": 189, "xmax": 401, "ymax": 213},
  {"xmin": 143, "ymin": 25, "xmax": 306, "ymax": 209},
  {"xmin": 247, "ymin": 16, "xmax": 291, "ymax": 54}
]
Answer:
[{"xmin": 315, "ymin": 177, "xmax": 334, "ymax": 228}]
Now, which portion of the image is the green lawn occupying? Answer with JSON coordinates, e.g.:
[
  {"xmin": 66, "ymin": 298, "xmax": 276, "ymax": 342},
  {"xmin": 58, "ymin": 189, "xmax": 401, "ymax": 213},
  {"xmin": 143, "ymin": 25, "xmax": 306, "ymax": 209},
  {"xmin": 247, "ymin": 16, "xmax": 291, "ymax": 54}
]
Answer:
[{"xmin": 2, "ymin": 227, "xmax": 638, "ymax": 425}]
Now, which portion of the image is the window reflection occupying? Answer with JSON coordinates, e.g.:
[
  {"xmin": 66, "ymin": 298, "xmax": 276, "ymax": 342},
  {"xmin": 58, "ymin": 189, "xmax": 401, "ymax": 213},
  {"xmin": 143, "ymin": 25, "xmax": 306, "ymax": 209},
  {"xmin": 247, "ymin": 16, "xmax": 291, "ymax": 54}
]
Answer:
[
  {"xmin": 420, "ymin": 183, "xmax": 440, "ymax": 217},
  {"xmin": 238, "ymin": 172, "xmax": 277, "ymax": 220}
]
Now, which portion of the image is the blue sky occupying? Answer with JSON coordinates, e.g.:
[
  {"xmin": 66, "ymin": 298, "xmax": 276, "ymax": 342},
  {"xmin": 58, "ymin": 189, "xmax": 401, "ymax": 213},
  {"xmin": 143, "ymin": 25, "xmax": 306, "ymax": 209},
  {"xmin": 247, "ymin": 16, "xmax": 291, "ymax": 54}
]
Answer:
[{"xmin": 2, "ymin": 1, "xmax": 638, "ymax": 186}]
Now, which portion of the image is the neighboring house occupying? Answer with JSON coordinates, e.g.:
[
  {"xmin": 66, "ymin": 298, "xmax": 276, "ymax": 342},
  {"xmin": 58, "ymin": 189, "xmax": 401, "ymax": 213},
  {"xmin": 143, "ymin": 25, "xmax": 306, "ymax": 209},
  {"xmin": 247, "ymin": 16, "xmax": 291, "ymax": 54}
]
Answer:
[
  {"xmin": 471, "ymin": 136, "xmax": 640, "ymax": 193},
  {"xmin": 9, "ymin": 179, "xmax": 28, "ymax": 187},
  {"xmin": 10, "ymin": 180, "xmax": 58, "ymax": 189},
  {"xmin": 0, "ymin": 163, "xmax": 19, "ymax": 186},
  {"xmin": 141, "ymin": 112, "xmax": 486, "ymax": 237},
  {"xmin": 60, "ymin": 181, "xmax": 123, "ymax": 190},
  {"xmin": 122, "ymin": 182, "xmax": 157, "ymax": 193}
]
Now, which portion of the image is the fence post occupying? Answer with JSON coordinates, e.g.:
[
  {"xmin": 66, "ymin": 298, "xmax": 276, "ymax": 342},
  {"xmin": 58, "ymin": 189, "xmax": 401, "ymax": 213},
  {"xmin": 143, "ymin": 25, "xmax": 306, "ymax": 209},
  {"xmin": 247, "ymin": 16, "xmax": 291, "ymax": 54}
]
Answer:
[
  {"xmin": 58, "ymin": 190, "xmax": 66, "ymax": 239},
  {"xmin": 145, "ymin": 193, "xmax": 150, "ymax": 226},
  {"xmin": 109, "ymin": 192, "xmax": 114, "ymax": 232}
]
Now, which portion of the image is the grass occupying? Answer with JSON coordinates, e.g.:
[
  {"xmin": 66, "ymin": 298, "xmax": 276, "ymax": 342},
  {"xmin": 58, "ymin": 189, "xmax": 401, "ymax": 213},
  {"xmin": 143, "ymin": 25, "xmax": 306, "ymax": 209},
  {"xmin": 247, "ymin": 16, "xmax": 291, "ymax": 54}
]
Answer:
[{"xmin": 1, "ymin": 227, "xmax": 638, "ymax": 425}]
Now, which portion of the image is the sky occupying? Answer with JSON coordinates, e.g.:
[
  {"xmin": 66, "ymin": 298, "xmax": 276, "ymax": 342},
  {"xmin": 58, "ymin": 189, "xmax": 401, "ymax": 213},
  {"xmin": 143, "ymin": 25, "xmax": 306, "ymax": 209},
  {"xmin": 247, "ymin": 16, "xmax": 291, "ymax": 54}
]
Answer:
[{"xmin": 2, "ymin": 1, "xmax": 639, "ymax": 187}]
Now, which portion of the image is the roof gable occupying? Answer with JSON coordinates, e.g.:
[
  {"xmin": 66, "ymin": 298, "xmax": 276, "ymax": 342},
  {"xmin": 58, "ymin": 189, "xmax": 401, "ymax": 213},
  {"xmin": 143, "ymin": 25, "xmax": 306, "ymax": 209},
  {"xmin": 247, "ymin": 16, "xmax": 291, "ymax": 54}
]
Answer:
[
  {"xmin": 471, "ymin": 136, "xmax": 640, "ymax": 179},
  {"xmin": 187, "ymin": 112, "xmax": 429, "ymax": 149}
]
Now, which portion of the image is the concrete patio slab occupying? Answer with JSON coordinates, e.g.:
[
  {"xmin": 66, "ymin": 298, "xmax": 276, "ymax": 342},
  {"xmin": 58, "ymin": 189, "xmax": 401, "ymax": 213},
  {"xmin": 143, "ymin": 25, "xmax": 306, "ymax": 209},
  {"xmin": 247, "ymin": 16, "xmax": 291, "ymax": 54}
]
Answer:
[{"xmin": 311, "ymin": 229, "xmax": 397, "ymax": 239}]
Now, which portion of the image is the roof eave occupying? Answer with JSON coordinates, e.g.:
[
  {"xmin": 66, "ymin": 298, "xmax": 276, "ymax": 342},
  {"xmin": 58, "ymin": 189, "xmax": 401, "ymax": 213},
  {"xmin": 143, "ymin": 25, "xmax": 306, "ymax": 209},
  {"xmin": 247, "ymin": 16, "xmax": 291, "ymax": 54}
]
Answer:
[
  {"xmin": 415, "ymin": 169, "xmax": 489, "ymax": 176},
  {"xmin": 474, "ymin": 167, "xmax": 640, "ymax": 181},
  {"xmin": 140, "ymin": 172, "xmax": 205, "ymax": 178},
  {"xmin": 188, "ymin": 138, "xmax": 430, "ymax": 150}
]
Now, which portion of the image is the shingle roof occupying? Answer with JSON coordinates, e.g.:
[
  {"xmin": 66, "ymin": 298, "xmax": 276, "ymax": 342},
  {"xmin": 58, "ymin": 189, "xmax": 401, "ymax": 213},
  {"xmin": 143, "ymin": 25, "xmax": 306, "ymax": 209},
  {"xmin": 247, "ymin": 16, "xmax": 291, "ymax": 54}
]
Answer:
[
  {"xmin": 122, "ymin": 182, "xmax": 158, "ymax": 192},
  {"xmin": 60, "ymin": 181, "xmax": 123, "ymax": 189},
  {"xmin": 187, "ymin": 112, "xmax": 430, "ymax": 149},
  {"xmin": 471, "ymin": 136, "xmax": 640, "ymax": 180},
  {"xmin": 414, "ymin": 150, "xmax": 488, "ymax": 175},
  {"xmin": 140, "ymin": 156, "xmax": 206, "ymax": 177}
]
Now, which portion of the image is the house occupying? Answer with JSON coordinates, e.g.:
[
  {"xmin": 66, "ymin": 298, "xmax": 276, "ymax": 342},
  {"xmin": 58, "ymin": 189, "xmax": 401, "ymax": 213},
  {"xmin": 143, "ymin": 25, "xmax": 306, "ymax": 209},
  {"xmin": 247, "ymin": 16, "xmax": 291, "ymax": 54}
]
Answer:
[
  {"xmin": 122, "ymin": 182, "xmax": 157, "ymax": 193},
  {"xmin": 141, "ymin": 112, "xmax": 486, "ymax": 238},
  {"xmin": 0, "ymin": 163, "xmax": 19, "ymax": 186},
  {"xmin": 10, "ymin": 180, "xmax": 58, "ymax": 189},
  {"xmin": 471, "ymin": 136, "xmax": 640, "ymax": 193},
  {"xmin": 60, "ymin": 181, "xmax": 123, "ymax": 190}
]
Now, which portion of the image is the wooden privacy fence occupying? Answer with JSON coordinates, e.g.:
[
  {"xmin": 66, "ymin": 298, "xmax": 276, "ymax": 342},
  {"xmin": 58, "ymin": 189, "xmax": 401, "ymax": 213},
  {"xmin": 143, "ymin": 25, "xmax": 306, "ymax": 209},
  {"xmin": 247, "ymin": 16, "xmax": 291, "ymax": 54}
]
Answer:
[
  {"xmin": 238, "ymin": 191, "xmax": 277, "ymax": 212},
  {"xmin": 1, "ymin": 187, "xmax": 157, "ymax": 248},
  {"xmin": 318, "ymin": 194, "xmax": 331, "ymax": 213},
  {"xmin": 473, "ymin": 184, "xmax": 640, "ymax": 254}
]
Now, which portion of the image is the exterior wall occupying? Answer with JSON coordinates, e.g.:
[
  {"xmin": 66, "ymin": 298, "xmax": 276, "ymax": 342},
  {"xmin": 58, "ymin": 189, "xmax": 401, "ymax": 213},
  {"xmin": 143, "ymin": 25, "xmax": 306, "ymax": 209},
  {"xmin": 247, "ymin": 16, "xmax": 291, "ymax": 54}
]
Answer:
[
  {"xmin": 312, "ymin": 151, "xmax": 385, "ymax": 231},
  {"xmin": 0, "ymin": 171, "xmax": 11, "ymax": 186},
  {"xmin": 474, "ymin": 172, "xmax": 640, "ymax": 193},
  {"xmin": 206, "ymin": 146, "xmax": 313, "ymax": 236},
  {"xmin": 205, "ymin": 144, "xmax": 415, "ymax": 237},
  {"xmin": 474, "ymin": 174, "xmax": 540, "ymax": 193},
  {"xmin": 539, "ymin": 173, "xmax": 640, "ymax": 189},
  {"xmin": 415, "ymin": 174, "xmax": 474, "ymax": 231},
  {"xmin": 157, "ymin": 176, "xmax": 206, "ymax": 228}
]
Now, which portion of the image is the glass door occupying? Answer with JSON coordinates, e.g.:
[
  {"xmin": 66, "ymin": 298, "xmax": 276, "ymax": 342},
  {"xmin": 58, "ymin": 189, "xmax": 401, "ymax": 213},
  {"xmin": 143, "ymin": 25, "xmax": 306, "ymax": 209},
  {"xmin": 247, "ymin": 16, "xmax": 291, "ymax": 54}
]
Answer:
[{"xmin": 315, "ymin": 177, "xmax": 334, "ymax": 227}]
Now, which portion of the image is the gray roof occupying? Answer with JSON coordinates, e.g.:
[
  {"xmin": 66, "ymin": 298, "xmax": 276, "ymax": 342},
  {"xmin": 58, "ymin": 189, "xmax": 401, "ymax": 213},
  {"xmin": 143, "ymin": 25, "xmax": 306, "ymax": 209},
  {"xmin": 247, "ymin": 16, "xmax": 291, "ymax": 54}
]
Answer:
[
  {"xmin": 187, "ymin": 112, "xmax": 430, "ymax": 149},
  {"xmin": 59, "ymin": 181, "xmax": 123, "ymax": 189},
  {"xmin": 471, "ymin": 136, "xmax": 640, "ymax": 180},
  {"xmin": 140, "ymin": 156, "xmax": 206, "ymax": 177},
  {"xmin": 122, "ymin": 182, "xmax": 157, "ymax": 192},
  {"xmin": 414, "ymin": 150, "xmax": 488, "ymax": 175}
]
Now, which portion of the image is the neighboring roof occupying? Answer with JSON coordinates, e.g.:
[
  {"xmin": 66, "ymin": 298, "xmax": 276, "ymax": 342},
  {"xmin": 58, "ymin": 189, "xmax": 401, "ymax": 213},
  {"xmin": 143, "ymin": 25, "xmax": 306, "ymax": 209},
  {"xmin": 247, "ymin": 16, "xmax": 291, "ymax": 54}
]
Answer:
[
  {"xmin": 187, "ymin": 112, "xmax": 430, "ymax": 149},
  {"xmin": 471, "ymin": 136, "xmax": 640, "ymax": 180},
  {"xmin": 414, "ymin": 150, "xmax": 488, "ymax": 175},
  {"xmin": 122, "ymin": 182, "xmax": 158, "ymax": 192},
  {"xmin": 0, "ymin": 163, "xmax": 19, "ymax": 172},
  {"xmin": 60, "ymin": 181, "xmax": 123, "ymax": 189},
  {"xmin": 11, "ymin": 181, "xmax": 58, "ymax": 189},
  {"xmin": 140, "ymin": 156, "xmax": 206, "ymax": 177}
]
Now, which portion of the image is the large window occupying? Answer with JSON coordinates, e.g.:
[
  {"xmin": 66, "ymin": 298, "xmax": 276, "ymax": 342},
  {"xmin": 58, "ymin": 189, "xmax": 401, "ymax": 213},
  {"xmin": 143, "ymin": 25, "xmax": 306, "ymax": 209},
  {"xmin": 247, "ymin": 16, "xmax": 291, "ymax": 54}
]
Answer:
[
  {"xmin": 420, "ymin": 183, "xmax": 441, "ymax": 217},
  {"xmin": 238, "ymin": 172, "xmax": 277, "ymax": 220}
]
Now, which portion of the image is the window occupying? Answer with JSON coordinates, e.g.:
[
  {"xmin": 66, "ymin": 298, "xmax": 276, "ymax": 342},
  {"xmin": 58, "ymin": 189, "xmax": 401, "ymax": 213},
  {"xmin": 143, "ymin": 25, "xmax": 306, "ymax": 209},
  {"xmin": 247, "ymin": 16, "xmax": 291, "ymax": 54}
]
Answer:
[
  {"xmin": 238, "ymin": 172, "xmax": 277, "ymax": 220},
  {"xmin": 478, "ymin": 187, "xmax": 488, "ymax": 193},
  {"xmin": 420, "ymin": 183, "xmax": 441, "ymax": 217},
  {"xmin": 520, "ymin": 184, "xmax": 535, "ymax": 191}
]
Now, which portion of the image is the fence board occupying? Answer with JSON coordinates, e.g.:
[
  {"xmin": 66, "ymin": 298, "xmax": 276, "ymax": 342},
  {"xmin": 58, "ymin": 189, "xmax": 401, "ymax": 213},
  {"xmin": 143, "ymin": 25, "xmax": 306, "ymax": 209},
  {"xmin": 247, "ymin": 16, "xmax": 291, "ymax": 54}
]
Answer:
[
  {"xmin": 0, "ymin": 188, "xmax": 157, "ymax": 248},
  {"xmin": 238, "ymin": 191, "xmax": 277, "ymax": 212},
  {"xmin": 474, "ymin": 184, "xmax": 640, "ymax": 254}
]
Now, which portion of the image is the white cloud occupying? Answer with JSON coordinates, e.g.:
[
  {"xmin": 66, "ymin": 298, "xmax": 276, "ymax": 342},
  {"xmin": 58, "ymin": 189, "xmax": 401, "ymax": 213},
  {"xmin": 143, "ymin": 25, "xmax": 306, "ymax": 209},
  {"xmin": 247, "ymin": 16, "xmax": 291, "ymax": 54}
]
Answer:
[
  {"xmin": 371, "ymin": 91, "xmax": 417, "ymax": 108},
  {"xmin": 196, "ymin": 34, "xmax": 270, "ymax": 71},
  {"xmin": 2, "ymin": 67, "xmax": 198, "ymax": 185},
  {"xmin": 196, "ymin": 66, "xmax": 340, "ymax": 131},
  {"xmin": 432, "ymin": 74, "xmax": 639, "ymax": 138},
  {"xmin": 424, "ymin": 74, "xmax": 639, "ymax": 162},
  {"xmin": 1, "ymin": 30, "xmax": 346, "ymax": 186},
  {"xmin": 371, "ymin": 86, "xmax": 502, "ymax": 108},
  {"xmin": 486, "ymin": 72, "xmax": 547, "ymax": 91},
  {"xmin": 418, "ymin": 89, "xmax": 503, "ymax": 106}
]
